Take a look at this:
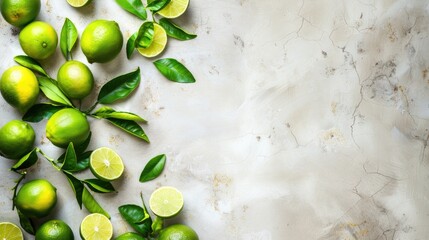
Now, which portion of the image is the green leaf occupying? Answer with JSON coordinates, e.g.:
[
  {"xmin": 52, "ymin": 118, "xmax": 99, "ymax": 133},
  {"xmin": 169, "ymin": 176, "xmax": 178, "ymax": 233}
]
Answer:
[
  {"xmin": 115, "ymin": 0, "xmax": 147, "ymax": 20},
  {"xmin": 115, "ymin": 232, "xmax": 147, "ymax": 240},
  {"xmin": 135, "ymin": 22, "xmax": 154, "ymax": 49},
  {"xmin": 22, "ymin": 103, "xmax": 64, "ymax": 122},
  {"xmin": 139, "ymin": 154, "xmax": 166, "ymax": 182},
  {"xmin": 118, "ymin": 204, "xmax": 152, "ymax": 236},
  {"xmin": 82, "ymin": 187, "xmax": 111, "ymax": 218},
  {"xmin": 69, "ymin": 151, "xmax": 91, "ymax": 173},
  {"xmin": 83, "ymin": 179, "xmax": 116, "ymax": 193},
  {"xmin": 75, "ymin": 132, "xmax": 92, "ymax": 154},
  {"xmin": 153, "ymin": 58, "xmax": 196, "ymax": 83},
  {"xmin": 14, "ymin": 55, "xmax": 49, "ymax": 77},
  {"xmin": 37, "ymin": 77, "xmax": 73, "ymax": 106},
  {"xmin": 106, "ymin": 118, "xmax": 149, "ymax": 143},
  {"xmin": 61, "ymin": 143, "xmax": 77, "ymax": 171},
  {"xmin": 98, "ymin": 68, "xmax": 141, "ymax": 104},
  {"xmin": 11, "ymin": 149, "xmax": 38, "ymax": 171},
  {"xmin": 63, "ymin": 171, "xmax": 84, "ymax": 208},
  {"xmin": 93, "ymin": 106, "xmax": 147, "ymax": 123},
  {"xmin": 18, "ymin": 210, "xmax": 35, "ymax": 235},
  {"xmin": 159, "ymin": 18, "xmax": 197, "ymax": 40},
  {"xmin": 126, "ymin": 32, "xmax": 138, "ymax": 59},
  {"xmin": 60, "ymin": 18, "xmax": 78, "ymax": 60},
  {"xmin": 151, "ymin": 216, "xmax": 164, "ymax": 235},
  {"xmin": 146, "ymin": 0, "xmax": 171, "ymax": 12}
]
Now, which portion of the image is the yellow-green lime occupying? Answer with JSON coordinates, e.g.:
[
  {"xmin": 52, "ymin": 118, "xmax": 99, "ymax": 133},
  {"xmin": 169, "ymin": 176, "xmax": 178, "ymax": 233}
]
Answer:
[
  {"xmin": 0, "ymin": 120, "xmax": 35, "ymax": 159},
  {"xmin": 0, "ymin": 222, "xmax": 24, "ymax": 240},
  {"xmin": 19, "ymin": 21, "xmax": 58, "ymax": 60},
  {"xmin": 137, "ymin": 23, "xmax": 167, "ymax": 58},
  {"xmin": 81, "ymin": 20, "xmax": 123, "ymax": 63},
  {"xmin": 0, "ymin": 0, "xmax": 41, "ymax": 28},
  {"xmin": 67, "ymin": 0, "xmax": 92, "ymax": 8},
  {"xmin": 46, "ymin": 108, "xmax": 90, "ymax": 148},
  {"xmin": 57, "ymin": 60, "xmax": 94, "ymax": 99},
  {"xmin": 14, "ymin": 179, "xmax": 57, "ymax": 218},
  {"xmin": 35, "ymin": 219, "xmax": 74, "ymax": 240},
  {"xmin": 149, "ymin": 186, "xmax": 184, "ymax": 218},
  {"xmin": 0, "ymin": 65, "xmax": 39, "ymax": 113},
  {"xmin": 115, "ymin": 232, "xmax": 145, "ymax": 240},
  {"xmin": 90, "ymin": 147, "xmax": 124, "ymax": 181},
  {"xmin": 158, "ymin": 224, "xmax": 199, "ymax": 240},
  {"xmin": 153, "ymin": 0, "xmax": 189, "ymax": 19},
  {"xmin": 80, "ymin": 213, "xmax": 113, "ymax": 240}
]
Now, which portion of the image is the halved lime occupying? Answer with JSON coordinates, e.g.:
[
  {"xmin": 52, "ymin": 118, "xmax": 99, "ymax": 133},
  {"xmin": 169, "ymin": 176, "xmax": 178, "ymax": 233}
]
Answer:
[
  {"xmin": 137, "ymin": 23, "xmax": 167, "ymax": 58},
  {"xmin": 90, "ymin": 147, "xmax": 124, "ymax": 181},
  {"xmin": 80, "ymin": 213, "xmax": 113, "ymax": 240},
  {"xmin": 149, "ymin": 186, "xmax": 184, "ymax": 218},
  {"xmin": 0, "ymin": 222, "xmax": 24, "ymax": 240},
  {"xmin": 156, "ymin": 0, "xmax": 189, "ymax": 19},
  {"xmin": 67, "ymin": 0, "xmax": 91, "ymax": 7}
]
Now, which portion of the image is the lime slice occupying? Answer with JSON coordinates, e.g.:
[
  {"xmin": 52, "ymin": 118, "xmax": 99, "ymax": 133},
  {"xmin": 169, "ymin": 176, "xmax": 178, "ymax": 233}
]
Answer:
[
  {"xmin": 80, "ymin": 213, "xmax": 113, "ymax": 240},
  {"xmin": 0, "ymin": 222, "xmax": 24, "ymax": 240},
  {"xmin": 67, "ymin": 0, "xmax": 92, "ymax": 7},
  {"xmin": 137, "ymin": 23, "xmax": 167, "ymax": 58},
  {"xmin": 90, "ymin": 147, "xmax": 124, "ymax": 181},
  {"xmin": 149, "ymin": 186, "xmax": 184, "ymax": 218},
  {"xmin": 156, "ymin": 0, "xmax": 189, "ymax": 19}
]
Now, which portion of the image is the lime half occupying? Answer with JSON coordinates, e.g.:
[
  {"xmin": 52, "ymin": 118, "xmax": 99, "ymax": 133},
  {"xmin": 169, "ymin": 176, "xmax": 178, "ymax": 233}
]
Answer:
[
  {"xmin": 90, "ymin": 147, "xmax": 124, "ymax": 181},
  {"xmin": 67, "ymin": 0, "xmax": 91, "ymax": 7},
  {"xmin": 156, "ymin": 0, "xmax": 189, "ymax": 19},
  {"xmin": 0, "ymin": 222, "xmax": 24, "ymax": 240},
  {"xmin": 149, "ymin": 186, "xmax": 184, "ymax": 218},
  {"xmin": 80, "ymin": 213, "xmax": 113, "ymax": 240},
  {"xmin": 137, "ymin": 23, "xmax": 167, "ymax": 58}
]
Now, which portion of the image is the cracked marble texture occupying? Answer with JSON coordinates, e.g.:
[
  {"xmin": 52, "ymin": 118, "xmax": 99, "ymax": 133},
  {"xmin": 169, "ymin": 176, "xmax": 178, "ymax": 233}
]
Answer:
[{"xmin": 1, "ymin": 0, "xmax": 429, "ymax": 239}]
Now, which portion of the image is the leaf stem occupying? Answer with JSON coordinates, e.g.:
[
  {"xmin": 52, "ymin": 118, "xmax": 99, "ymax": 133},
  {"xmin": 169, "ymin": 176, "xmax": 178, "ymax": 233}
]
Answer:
[
  {"xmin": 83, "ymin": 101, "xmax": 99, "ymax": 114},
  {"xmin": 11, "ymin": 172, "xmax": 26, "ymax": 210},
  {"xmin": 36, "ymin": 148, "xmax": 61, "ymax": 170}
]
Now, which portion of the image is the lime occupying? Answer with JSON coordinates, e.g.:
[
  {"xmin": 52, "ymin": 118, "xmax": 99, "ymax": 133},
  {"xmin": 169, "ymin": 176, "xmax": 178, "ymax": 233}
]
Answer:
[
  {"xmin": 0, "ymin": 120, "xmax": 35, "ymax": 159},
  {"xmin": 90, "ymin": 147, "xmax": 124, "ymax": 181},
  {"xmin": 19, "ymin": 21, "xmax": 58, "ymax": 60},
  {"xmin": 0, "ymin": 65, "xmax": 39, "ymax": 113},
  {"xmin": 137, "ymin": 23, "xmax": 167, "ymax": 58},
  {"xmin": 35, "ymin": 219, "xmax": 74, "ymax": 240},
  {"xmin": 0, "ymin": 222, "xmax": 24, "ymax": 240},
  {"xmin": 14, "ymin": 179, "xmax": 57, "ymax": 218},
  {"xmin": 153, "ymin": 0, "xmax": 189, "ymax": 19},
  {"xmin": 158, "ymin": 224, "xmax": 199, "ymax": 240},
  {"xmin": 57, "ymin": 60, "xmax": 94, "ymax": 99},
  {"xmin": 67, "ymin": 0, "xmax": 92, "ymax": 8},
  {"xmin": 149, "ymin": 186, "xmax": 184, "ymax": 218},
  {"xmin": 81, "ymin": 20, "xmax": 123, "ymax": 63},
  {"xmin": 115, "ymin": 232, "xmax": 146, "ymax": 240},
  {"xmin": 46, "ymin": 108, "xmax": 90, "ymax": 148},
  {"xmin": 80, "ymin": 213, "xmax": 113, "ymax": 240},
  {"xmin": 0, "ymin": 0, "xmax": 41, "ymax": 28}
]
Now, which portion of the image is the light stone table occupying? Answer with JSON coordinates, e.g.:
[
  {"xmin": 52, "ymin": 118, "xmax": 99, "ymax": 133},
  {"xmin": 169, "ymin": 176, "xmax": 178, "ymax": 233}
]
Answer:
[{"xmin": 1, "ymin": 0, "xmax": 429, "ymax": 239}]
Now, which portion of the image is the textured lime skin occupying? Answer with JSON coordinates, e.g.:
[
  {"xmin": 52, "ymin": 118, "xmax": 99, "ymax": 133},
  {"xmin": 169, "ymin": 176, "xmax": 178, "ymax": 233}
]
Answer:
[
  {"xmin": 15, "ymin": 179, "xmax": 57, "ymax": 218},
  {"xmin": 158, "ymin": 224, "xmax": 199, "ymax": 240},
  {"xmin": 0, "ymin": 0, "xmax": 41, "ymax": 27},
  {"xmin": 0, "ymin": 120, "xmax": 35, "ymax": 159},
  {"xmin": 57, "ymin": 60, "xmax": 94, "ymax": 99},
  {"xmin": 19, "ymin": 21, "xmax": 58, "ymax": 60},
  {"xmin": 35, "ymin": 220, "xmax": 74, "ymax": 240}
]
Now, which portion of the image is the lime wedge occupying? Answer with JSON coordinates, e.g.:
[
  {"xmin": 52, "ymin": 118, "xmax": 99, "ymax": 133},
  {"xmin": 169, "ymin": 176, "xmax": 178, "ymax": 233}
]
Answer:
[
  {"xmin": 0, "ymin": 222, "xmax": 24, "ymax": 240},
  {"xmin": 137, "ymin": 23, "xmax": 167, "ymax": 58},
  {"xmin": 67, "ymin": 0, "xmax": 92, "ymax": 7},
  {"xmin": 90, "ymin": 147, "xmax": 124, "ymax": 181},
  {"xmin": 156, "ymin": 0, "xmax": 189, "ymax": 19},
  {"xmin": 149, "ymin": 186, "xmax": 184, "ymax": 218},
  {"xmin": 80, "ymin": 213, "xmax": 113, "ymax": 240}
]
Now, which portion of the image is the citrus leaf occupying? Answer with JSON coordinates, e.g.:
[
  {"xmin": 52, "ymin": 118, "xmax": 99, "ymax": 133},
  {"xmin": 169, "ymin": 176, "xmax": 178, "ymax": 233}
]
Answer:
[
  {"xmin": 63, "ymin": 171, "xmax": 84, "ymax": 208},
  {"xmin": 153, "ymin": 58, "xmax": 196, "ymax": 83},
  {"xmin": 126, "ymin": 32, "xmax": 138, "ymax": 59},
  {"xmin": 115, "ymin": 0, "xmax": 147, "ymax": 20},
  {"xmin": 159, "ymin": 18, "xmax": 197, "ymax": 40},
  {"xmin": 82, "ymin": 187, "xmax": 111, "ymax": 218},
  {"xmin": 11, "ymin": 149, "xmax": 38, "ymax": 171},
  {"xmin": 14, "ymin": 55, "xmax": 49, "ymax": 77},
  {"xmin": 60, "ymin": 18, "xmax": 78, "ymax": 60},
  {"xmin": 18, "ymin": 210, "xmax": 35, "ymax": 235},
  {"xmin": 139, "ymin": 154, "xmax": 166, "ymax": 182},
  {"xmin": 93, "ymin": 106, "xmax": 147, "ymax": 123},
  {"xmin": 37, "ymin": 76, "xmax": 73, "ymax": 106},
  {"xmin": 61, "ymin": 142, "xmax": 77, "ymax": 171},
  {"xmin": 116, "ymin": 232, "xmax": 147, "ymax": 240},
  {"xmin": 83, "ymin": 179, "xmax": 116, "ymax": 193},
  {"xmin": 71, "ymin": 151, "xmax": 92, "ymax": 173},
  {"xmin": 118, "ymin": 204, "xmax": 152, "ymax": 236},
  {"xmin": 151, "ymin": 216, "xmax": 164, "ymax": 235},
  {"xmin": 106, "ymin": 118, "xmax": 149, "ymax": 143},
  {"xmin": 22, "ymin": 103, "xmax": 64, "ymax": 122},
  {"xmin": 146, "ymin": 0, "xmax": 170, "ymax": 12},
  {"xmin": 97, "ymin": 68, "xmax": 141, "ymax": 104},
  {"xmin": 75, "ymin": 131, "xmax": 92, "ymax": 154},
  {"xmin": 135, "ymin": 22, "xmax": 154, "ymax": 49}
]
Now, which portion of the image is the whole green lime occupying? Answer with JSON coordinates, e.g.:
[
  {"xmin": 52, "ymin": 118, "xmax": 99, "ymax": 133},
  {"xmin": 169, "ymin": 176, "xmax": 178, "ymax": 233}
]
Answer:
[
  {"xmin": 0, "ymin": 0, "xmax": 41, "ymax": 28},
  {"xmin": 15, "ymin": 179, "xmax": 57, "ymax": 218},
  {"xmin": 158, "ymin": 224, "xmax": 199, "ymax": 240},
  {"xmin": 19, "ymin": 21, "xmax": 58, "ymax": 60},
  {"xmin": 57, "ymin": 60, "xmax": 94, "ymax": 99},
  {"xmin": 81, "ymin": 20, "xmax": 123, "ymax": 63},
  {"xmin": 35, "ymin": 219, "xmax": 74, "ymax": 240},
  {"xmin": 46, "ymin": 108, "xmax": 90, "ymax": 148},
  {"xmin": 0, "ymin": 120, "xmax": 35, "ymax": 159}
]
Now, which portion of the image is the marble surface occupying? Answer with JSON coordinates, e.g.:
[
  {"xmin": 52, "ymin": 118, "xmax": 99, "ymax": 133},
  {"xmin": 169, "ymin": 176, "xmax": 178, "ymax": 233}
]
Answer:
[{"xmin": 1, "ymin": 0, "xmax": 429, "ymax": 239}]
